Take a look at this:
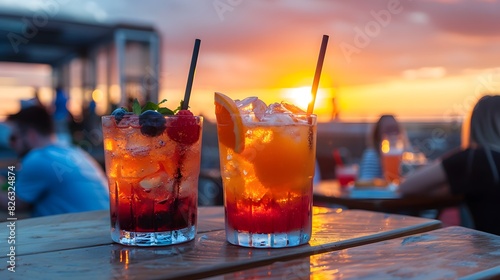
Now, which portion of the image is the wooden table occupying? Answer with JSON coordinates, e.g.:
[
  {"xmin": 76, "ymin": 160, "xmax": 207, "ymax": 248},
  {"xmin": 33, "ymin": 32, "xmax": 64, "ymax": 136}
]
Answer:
[
  {"xmin": 314, "ymin": 179, "xmax": 464, "ymax": 216},
  {"xmin": 211, "ymin": 226, "xmax": 500, "ymax": 279},
  {"xmin": 0, "ymin": 206, "xmax": 441, "ymax": 279}
]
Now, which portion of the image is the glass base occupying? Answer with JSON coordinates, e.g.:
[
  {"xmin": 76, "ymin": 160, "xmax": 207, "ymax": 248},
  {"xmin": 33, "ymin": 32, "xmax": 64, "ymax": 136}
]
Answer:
[
  {"xmin": 226, "ymin": 226, "xmax": 310, "ymax": 248},
  {"xmin": 111, "ymin": 225, "xmax": 196, "ymax": 246}
]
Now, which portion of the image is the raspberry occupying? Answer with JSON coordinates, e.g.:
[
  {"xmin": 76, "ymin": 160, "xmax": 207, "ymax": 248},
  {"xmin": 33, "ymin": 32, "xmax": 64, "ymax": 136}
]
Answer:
[{"xmin": 167, "ymin": 110, "xmax": 201, "ymax": 145}]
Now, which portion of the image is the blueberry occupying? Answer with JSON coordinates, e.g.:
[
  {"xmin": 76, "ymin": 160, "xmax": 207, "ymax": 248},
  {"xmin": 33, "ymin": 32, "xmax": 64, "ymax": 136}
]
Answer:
[
  {"xmin": 111, "ymin": 108, "xmax": 128, "ymax": 124},
  {"xmin": 139, "ymin": 110, "xmax": 166, "ymax": 137}
]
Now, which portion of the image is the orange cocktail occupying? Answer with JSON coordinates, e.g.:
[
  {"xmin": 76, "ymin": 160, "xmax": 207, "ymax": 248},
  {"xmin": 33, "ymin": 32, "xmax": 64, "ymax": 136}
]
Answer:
[
  {"xmin": 381, "ymin": 152, "xmax": 402, "ymax": 184},
  {"xmin": 214, "ymin": 92, "xmax": 316, "ymax": 248},
  {"xmin": 102, "ymin": 105, "xmax": 202, "ymax": 246},
  {"xmin": 380, "ymin": 134, "xmax": 404, "ymax": 184}
]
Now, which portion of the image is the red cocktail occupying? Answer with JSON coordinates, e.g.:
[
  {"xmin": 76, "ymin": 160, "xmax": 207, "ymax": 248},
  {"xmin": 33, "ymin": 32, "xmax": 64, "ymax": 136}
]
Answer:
[{"xmin": 102, "ymin": 106, "xmax": 202, "ymax": 246}]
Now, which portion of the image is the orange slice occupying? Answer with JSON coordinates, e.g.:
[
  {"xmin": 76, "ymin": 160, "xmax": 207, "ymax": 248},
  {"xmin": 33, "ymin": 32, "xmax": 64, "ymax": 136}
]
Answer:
[{"xmin": 214, "ymin": 92, "xmax": 245, "ymax": 153}]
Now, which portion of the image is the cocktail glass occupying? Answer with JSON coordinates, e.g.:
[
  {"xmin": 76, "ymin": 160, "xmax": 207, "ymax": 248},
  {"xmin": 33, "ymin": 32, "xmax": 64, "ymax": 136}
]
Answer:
[
  {"xmin": 101, "ymin": 112, "xmax": 202, "ymax": 246},
  {"xmin": 380, "ymin": 134, "xmax": 404, "ymax": 185},
  {"xmin": 335, "ymin": 164, "xmax": 358, "ymax": 188},
  {"xmin": 214, "ymin": 92, "xmax": 316, "ymax": 248}
]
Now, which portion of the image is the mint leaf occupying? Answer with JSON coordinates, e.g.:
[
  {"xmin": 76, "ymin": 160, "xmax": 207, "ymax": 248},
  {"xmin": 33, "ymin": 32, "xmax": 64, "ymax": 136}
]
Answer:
[
  {"xmin": 130, "ymin": 98, "xmax": 179, "ymax": 116},
  {"xmin": 158, "ymin": 107, "xmax": 174, "ymax": 115},
  {"xmin": 141, "ymin": 101, "xmax": 159, "ymax": 112},
  {"xmin": 132, "ymin": 99, "xmax": 142, "ymax": 115}
]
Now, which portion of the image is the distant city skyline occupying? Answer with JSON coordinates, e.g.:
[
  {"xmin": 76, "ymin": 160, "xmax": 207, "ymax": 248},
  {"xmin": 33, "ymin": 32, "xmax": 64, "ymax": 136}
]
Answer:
[{"xmin": 1, "ymin": 0, "xmax": 499, "ymax": 122}]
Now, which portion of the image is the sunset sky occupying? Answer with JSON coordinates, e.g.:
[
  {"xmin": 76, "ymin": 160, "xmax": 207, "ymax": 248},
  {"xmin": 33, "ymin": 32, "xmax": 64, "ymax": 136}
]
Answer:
[{"xmin": 1, "ymin": 0, "xmax": 500, "ymax": 122}]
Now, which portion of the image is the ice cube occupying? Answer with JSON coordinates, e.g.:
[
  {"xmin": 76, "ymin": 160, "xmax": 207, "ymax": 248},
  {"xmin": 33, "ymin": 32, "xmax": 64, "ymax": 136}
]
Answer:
[
  {"xmin": 178, "ymin": 180, "xmax": 197, "ymax": 197},
  {"xmin": 180, "ymin": 150, "xmax": 201, "ymax": 179},
  {"xmin": 116, "ymin": 115, "xmax": 139, "ymax": 128},
  {"xmin": 261, "ymin": 113, "xmax": 295, "ymax": 124},
  {"xmin": 265, "ymin": 102, "xmax": 289, "ymax": 114},
  {"xmin": 155, "ymin": 191, "xmax": 174, "ymax": 205},
  {"xmin": 236, "ymin": 97, "xmax": 261, "ymax": 112},
  {"xmin": 241, "ymin": 113, "xmax": 260, "ymax": 123},
  {"xmin": 101, "ymin": 117, "xmax": 115, "ymax": 128},
  {"xmin": 280, "ymin": 102, "xmax": 306, "ymax": 114},
  {"xmin": 244, "ymin": 175, "xmax": 269, "ymax": 202},
  {"xmin": 261, "ymin": 102, "xmax": 310, "ymax": 124},
  {"xmin": 120, "ymin": 159, "xmax": 160, "ymax": 178},
  {"xmin": 126, "ymin": 145, "xmax": 150, "ymax": 157},
  {"xmin": 236, "ymin": 97, "xmax": 267, "ymax": 121},
  {"xmin": 260, "ymin": 103, "xmax": 294, "ymax": 123},
  {"xmin": 291, "ymin": 115, "xmax": 310, "ymax": 124},
  {"xmin": 139, "ymin": 171, "xmax": 170, "ymax": 190},
  {"xmin": 125, "ymin": 135, "xmax": 152, "ymax": 157}
]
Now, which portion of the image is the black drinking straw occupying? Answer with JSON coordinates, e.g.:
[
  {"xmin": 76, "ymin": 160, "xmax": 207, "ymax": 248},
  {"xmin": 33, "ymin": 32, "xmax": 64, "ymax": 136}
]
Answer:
[
  {"xmin": 182, "ymin": 38, "xmax": 201, "ymax": 110},
  {"xmin": 307, "ymin": 35, "xmax": 329, "ymax": 115},
  {"xmin": 173, "ymin": 38, "xmax": 202, "ymax": 218}
]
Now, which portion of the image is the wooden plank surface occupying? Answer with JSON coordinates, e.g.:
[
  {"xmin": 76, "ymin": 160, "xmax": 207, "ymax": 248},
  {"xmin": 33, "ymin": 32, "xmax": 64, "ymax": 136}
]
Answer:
[
  {"xmin": 0, "ymin": 207, "xmax": 225, "ymax": 257},
  {"xmin": 209, "ymin": 226, "xmax": 500, "ymax": 280},
  {"xmin": 0, "ymin": 207, "xmax": 441, "ymax": 279}
]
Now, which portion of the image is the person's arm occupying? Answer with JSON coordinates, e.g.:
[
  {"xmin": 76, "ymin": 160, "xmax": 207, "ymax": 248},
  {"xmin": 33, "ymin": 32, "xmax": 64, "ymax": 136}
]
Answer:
[{"xmin": 398, "ymin": 160, "xmax": 450, "ymax": 196}]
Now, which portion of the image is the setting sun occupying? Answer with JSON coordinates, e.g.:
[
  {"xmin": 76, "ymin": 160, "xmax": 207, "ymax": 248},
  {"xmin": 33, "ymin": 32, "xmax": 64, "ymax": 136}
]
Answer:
[
  {"xmin": 284, "ymin": 86, "xmax": 312, "ymax": 110},
  {"xmin": 283, "ymin": 86, "xmax": 313, "ymax": 110},
  {"xmin": 278, "ymin": 86, "xmax": 334, "ymax": 121}
]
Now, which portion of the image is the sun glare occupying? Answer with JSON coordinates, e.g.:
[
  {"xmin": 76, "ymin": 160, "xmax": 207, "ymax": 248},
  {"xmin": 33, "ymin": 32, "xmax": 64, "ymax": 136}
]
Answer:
[{"xmin": 283, "ymin": 86, "xmax": 312, "ymax": 110}]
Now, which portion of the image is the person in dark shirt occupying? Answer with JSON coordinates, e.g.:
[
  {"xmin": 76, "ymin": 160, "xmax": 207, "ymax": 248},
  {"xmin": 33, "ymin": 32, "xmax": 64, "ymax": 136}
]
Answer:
[{"xmin": 399, "ymin": 95, "xmax": 500, "ymax": 235}]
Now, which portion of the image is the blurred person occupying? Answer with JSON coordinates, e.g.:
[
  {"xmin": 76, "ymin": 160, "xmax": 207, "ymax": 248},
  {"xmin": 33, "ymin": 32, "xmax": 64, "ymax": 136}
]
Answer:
[
  {"xmin": 19, "ymin": 87, "xmax": 44, "ymax": 109},
  {"xmin": 82, "ymin": 99, "xmax": 100, "ymax": 132},
  {"xmin": 0, "ymin": 122, "xmax": 11, "ymax": 149},
  {"xmin": 399, "ymin": 95, "xmax": 500, "ymax": 235},
  {"xmin": 0, "ymin": 105, "xmax": 109, "ymax": 217},
  {"xmin": 52, "ymin": 87, "xmax": 82, "ymax": 145},
  {"xmin": 357, "ymin": 114, "xmax": 410, "ymax": 180}
]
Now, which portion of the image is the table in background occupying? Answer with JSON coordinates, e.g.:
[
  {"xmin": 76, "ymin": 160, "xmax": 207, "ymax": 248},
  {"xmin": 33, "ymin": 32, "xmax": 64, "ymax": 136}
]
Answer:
[
  {"xmin": 0, "ymin": 206, "xmax": 441, "ymax": 279},
  {"xmin": 210, "ymin": 226, "xmax": 500, "ymax": 279},
  {"xmin": 314, "ymin": 179, "xmax": 464, "ymax": 217}
]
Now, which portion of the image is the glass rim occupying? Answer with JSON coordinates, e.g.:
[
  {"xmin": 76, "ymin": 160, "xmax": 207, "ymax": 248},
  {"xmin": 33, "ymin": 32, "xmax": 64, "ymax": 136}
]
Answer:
[
  {"xmin": 216, "ymin": 114, "xmax": 317, "ymax": 126},
  {"xmin": 101, "ymin": 115, "xmax": 203, "ymax": 119},
  {"xmin": 227, "ymin": 112, "xmax": 316, "ymax": 116}
]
